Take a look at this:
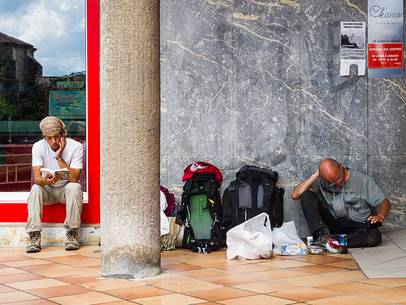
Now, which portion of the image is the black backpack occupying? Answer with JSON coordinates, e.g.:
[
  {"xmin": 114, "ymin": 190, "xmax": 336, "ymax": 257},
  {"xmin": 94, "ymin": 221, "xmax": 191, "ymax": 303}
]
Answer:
[
  {"xmin": 222, "ymin": 165, "xmax": 285, "ymax": 231},
  {"xmin": 176, "ymin": 172, "xmax": 225, "ymax": 253}
]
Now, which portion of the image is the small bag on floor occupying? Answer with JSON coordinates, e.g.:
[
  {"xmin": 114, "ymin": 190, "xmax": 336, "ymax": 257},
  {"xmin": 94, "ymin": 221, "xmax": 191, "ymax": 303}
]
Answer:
[
  {"xmin": 161, "ymin": 217, "xmax": 181, "ymax": 251},
  {"xmin": 272, "ymin": 221, "xmax": 303, "ymax": 246},
  {"xmin": 272, "ymin": 221, "xmax": 307, "ymax": 256}
]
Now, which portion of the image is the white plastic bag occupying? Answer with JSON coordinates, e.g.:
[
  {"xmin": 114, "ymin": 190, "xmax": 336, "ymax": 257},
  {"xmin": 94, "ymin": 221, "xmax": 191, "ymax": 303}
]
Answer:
[
  {"xmin": 272, "ymin": 221, "xmax": 303, "ymax": 246},
  {"xmin": 226, "ymin": 213, "xmax": 273, "ymax": 260},
  {"xmin": 272, "ymin": 221, "xmax": 307, "ymax": 256},
  {"xmin": 160, "ymin": 191, "xmax": 170, "ymax": 236}
]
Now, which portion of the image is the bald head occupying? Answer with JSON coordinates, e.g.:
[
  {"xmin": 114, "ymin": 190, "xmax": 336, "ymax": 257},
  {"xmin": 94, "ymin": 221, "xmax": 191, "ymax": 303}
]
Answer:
[
  {"xmin": 319, "ymin": 159, "xmax": 339, "ymax": 179},
  {"xmin": 319, "ymin": 158, "xmax": 347, "ymax": 188}
]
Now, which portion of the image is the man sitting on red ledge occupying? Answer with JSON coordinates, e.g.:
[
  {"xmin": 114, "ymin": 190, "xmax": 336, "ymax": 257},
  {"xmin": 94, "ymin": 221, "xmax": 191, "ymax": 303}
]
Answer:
[
  {"xmin": 291, "ymin": 158, "xmax": 391, "ymax": 250},
  {"xmin": 26, "ymin": 116, "xmax": 84, "ymax": 253}
]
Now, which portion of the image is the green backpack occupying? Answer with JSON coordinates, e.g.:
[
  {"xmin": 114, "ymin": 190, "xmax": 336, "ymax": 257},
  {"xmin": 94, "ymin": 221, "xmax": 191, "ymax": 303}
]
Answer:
[{"xmin": 176, "ymin": 172, "xmax": 225, "ymax": 253}]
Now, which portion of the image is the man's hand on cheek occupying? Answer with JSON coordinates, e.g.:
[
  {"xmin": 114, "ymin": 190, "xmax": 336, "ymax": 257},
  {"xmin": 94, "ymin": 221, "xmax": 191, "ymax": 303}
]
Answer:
[{"xmin": 56, "ymin": 137, "xmax": 66, "ymax": 157}]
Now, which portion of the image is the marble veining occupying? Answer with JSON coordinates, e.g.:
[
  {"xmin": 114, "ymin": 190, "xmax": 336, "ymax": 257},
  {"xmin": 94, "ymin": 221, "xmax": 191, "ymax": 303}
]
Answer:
[{"xmin": 160, "ymin": 0, "xmax": 406, "ymax": 235}]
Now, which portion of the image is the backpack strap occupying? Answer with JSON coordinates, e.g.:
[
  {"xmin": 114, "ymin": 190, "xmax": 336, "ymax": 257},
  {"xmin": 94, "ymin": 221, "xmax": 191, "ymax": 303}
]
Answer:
[
  {"xmin": 203, "ymin": 179, "xmax": 220, "ymax": 217},
  {"xmin": 176, "ymin": 179, "xmax": 193, "ymax": 226},
  {"xmin": 205, "ymin": 180, "xmax": 216, "ymax": 201},
  {"xmin": 181, "ymin": 224, "xmax": 199, "ymax": 250},
  {"xmin": 261, "ymin": 171, "xmax": 274, "ymax": 213},
  {"xmin": 182, "ymin": 179, "xmax": 193, "ymax": 206},
  {"xmin": 261, "ymin": 167, "xmax": 278, "ymax": 183},
  {"xmin": 205, "ymin": 180, "xmax": 225, "ymax": 250}
]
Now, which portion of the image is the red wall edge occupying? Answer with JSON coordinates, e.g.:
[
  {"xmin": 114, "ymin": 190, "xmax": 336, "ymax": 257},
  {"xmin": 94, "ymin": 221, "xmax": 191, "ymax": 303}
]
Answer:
[{"xmin": 0, "ymin": 0, "xmax": 100, "ymax": 224}]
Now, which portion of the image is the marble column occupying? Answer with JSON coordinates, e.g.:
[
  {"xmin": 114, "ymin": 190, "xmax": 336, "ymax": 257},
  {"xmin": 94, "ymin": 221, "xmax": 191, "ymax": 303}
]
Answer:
[{"xmin": 100, "ymin": 0, "xmax": 160, "ymax": 278}]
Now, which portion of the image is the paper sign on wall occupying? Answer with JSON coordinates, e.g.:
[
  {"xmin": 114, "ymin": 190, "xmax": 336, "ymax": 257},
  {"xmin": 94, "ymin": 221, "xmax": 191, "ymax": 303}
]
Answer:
[
  {"xmin": 368, "ymin": 0, "xmax": 404, "ymax": 78},
  {"xmin": 340, "ymin": 22, "xmax": 366, "ymax": 76}
]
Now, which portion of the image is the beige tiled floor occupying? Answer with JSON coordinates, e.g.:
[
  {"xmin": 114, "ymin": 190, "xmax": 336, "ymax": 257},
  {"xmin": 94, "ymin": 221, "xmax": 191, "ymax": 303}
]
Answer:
[{"xmin": 1, "ymin": 246, "xmax": 406, "ymax": 304}]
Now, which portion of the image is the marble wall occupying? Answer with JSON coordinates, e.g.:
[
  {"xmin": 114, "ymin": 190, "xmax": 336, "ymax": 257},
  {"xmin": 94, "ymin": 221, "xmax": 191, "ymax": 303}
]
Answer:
[{"xmin": 160, "ymin": 0, "xmax": 406, "ymax": 235}]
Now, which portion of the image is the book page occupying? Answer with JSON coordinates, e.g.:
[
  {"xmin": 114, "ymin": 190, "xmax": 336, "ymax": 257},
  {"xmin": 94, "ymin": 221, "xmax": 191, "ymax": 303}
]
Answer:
[
  {"xmin": 54, "ymin": 168, "xmax": 69, "ymax": 179},
  {"xmin": 40, "ymin": 168, "xmax": 54, "ymax": 178}
]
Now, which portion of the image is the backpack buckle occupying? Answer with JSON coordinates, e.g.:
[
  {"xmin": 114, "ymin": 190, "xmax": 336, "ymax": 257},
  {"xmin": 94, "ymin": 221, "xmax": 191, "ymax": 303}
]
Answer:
[{"xmin": 197, "ymin": 244, "xmax": 208, "ymax": 254}]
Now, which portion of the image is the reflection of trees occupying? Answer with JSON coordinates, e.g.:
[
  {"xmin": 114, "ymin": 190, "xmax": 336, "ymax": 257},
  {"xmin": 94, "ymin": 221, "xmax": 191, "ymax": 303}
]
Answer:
[
  {"xmin": 14, "ymin": 83, "xmax": 47, "ymax": 120},
  {"xmin": 0, "ymin": 96, "xmax": 16, "ymax": 120},
  {"xmin": 0, "ymin": 83, "xmax": 47, "ymax": 121}
]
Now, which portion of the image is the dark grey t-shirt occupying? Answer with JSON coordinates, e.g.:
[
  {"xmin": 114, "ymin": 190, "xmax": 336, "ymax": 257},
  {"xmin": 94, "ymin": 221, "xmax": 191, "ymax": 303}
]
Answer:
[{"xmin": 311, "ymin": 170, "xmax": 386, "ymax": 223}]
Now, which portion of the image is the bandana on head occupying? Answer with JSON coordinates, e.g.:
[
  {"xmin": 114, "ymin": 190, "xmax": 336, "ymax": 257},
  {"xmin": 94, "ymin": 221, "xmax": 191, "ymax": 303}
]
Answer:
[{"xmin": 39, "ymin": 116, "xmax": 67, "ymax": 137}]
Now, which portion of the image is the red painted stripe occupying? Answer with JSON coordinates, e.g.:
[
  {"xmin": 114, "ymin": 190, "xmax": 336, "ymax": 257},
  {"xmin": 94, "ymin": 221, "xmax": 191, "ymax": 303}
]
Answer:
[{"xmin": 84, "ymin": 0, "xmax": 100, "ymax": 224}]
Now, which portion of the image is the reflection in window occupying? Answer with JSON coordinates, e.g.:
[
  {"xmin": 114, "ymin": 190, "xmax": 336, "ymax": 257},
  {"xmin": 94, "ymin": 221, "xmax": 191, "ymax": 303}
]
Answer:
[{"xmin": 0, "ymin": 1, "xmax": 86, "ymax": 192}]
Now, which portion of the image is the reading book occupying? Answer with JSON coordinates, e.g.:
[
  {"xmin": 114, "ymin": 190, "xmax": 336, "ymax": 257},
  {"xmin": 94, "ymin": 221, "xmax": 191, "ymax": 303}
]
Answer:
[{"xmin": 40, "ymin": 168, "xmax": 70, "ymax": 179}]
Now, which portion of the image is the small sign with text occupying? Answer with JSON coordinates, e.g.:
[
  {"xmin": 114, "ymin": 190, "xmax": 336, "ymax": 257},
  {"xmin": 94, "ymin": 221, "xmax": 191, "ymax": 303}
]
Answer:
[
  {"xmin": 368, "ymin": 43, "xmax": 403, "ymax": 69},
  {"xmin": 367, "ymin": 0, "xmax": 404, "ymax": 78}
]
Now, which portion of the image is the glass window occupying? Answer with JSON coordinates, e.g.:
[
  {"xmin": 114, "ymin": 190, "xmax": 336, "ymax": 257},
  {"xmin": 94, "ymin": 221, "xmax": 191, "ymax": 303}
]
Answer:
[{"xmin": 0, "ymin": 0, "xmax": 86, "ymax": 193}]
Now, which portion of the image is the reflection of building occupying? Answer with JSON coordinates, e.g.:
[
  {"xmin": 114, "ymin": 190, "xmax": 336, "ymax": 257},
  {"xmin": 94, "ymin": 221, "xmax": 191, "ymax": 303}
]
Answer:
[
  {"xmin": 0, "ymin": 34, "xmax": 43, "ymax": 190},
  {"xmin": 0, "ymin": 32, "xmax": 43, "ymax": 114},
  {"xmin": 42, "ymin": 72, "xmax": 86, "ymax": 121}
]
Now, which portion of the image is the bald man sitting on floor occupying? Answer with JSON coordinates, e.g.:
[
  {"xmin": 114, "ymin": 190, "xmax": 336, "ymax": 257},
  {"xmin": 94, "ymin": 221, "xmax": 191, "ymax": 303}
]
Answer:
[{"xmin": 291, "ymin": 158, "xmax": 391, "ymax": 248}]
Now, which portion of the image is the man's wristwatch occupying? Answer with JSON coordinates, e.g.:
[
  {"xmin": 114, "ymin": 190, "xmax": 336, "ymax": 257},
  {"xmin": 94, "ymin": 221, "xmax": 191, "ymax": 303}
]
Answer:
[{"xmin": 56, "ymin": 156, "xmax": 62, "ymax": 160}]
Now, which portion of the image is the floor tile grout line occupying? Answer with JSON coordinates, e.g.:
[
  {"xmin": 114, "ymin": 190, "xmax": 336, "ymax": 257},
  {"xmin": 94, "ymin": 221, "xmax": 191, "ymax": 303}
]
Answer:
[
  {"xmin": 3, "ymin": 252, "xmax": 104, "ymax": 285},
  {"xmin": 384, "ymin": 233, "xmax": 406, "ymax": 255},
  {"xmin": 354, "ymin": 252, "xmax": 406, "ymax": 269},
  {"xmin": 2, "ymin": 284, "xmax": 61, "ymax": 305},
  {"xmin": 0, "ymin": 261, "xmax": 104, "ymax": 296},
  {"xmin": 99, "ymin": 285, "xmax": 176, "ymax": 302},
  {"xmin": 178, "ymin": 289, "xmax": 295, "ymax": 303}
]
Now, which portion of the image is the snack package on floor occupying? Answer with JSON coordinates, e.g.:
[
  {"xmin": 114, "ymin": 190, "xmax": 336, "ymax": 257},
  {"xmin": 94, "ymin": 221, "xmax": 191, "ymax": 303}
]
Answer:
[
  {"xmin": 309, "ymin": 245, "xmax": 324, "ymax": 255},
  {"xmin": 274, "ymin": 242, "xmax": 308, "ymax": 256},
  {"xmin": 325, "ymin": 237, "xmax": 341, "ymax": 254}
]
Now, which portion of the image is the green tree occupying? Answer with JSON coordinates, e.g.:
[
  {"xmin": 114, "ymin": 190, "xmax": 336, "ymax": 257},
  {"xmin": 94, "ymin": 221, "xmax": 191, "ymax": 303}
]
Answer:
[
  {"xmin": 0, "ymin": 96, "xmax": 16, "ymax": 120},
  {"xmin": 16, "ymin": 83, "xmax": 47, "ymax": 120}
]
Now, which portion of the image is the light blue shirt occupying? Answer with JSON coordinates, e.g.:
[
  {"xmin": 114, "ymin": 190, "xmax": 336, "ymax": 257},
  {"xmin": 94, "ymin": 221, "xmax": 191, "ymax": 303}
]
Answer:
[{"xmin": 312, "ymin": 170, "xmax": 386, "ymax": 222}]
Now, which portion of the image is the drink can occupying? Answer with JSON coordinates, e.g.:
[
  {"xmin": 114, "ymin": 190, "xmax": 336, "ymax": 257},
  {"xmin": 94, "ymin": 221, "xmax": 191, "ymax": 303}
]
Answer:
[
  {"xmin": 306, "ymin": 236, "xmax": 314, "ymax": 247},
  {"xmin": 338, "ymin": 234, "xmax": 348, "ymax": 254}
]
